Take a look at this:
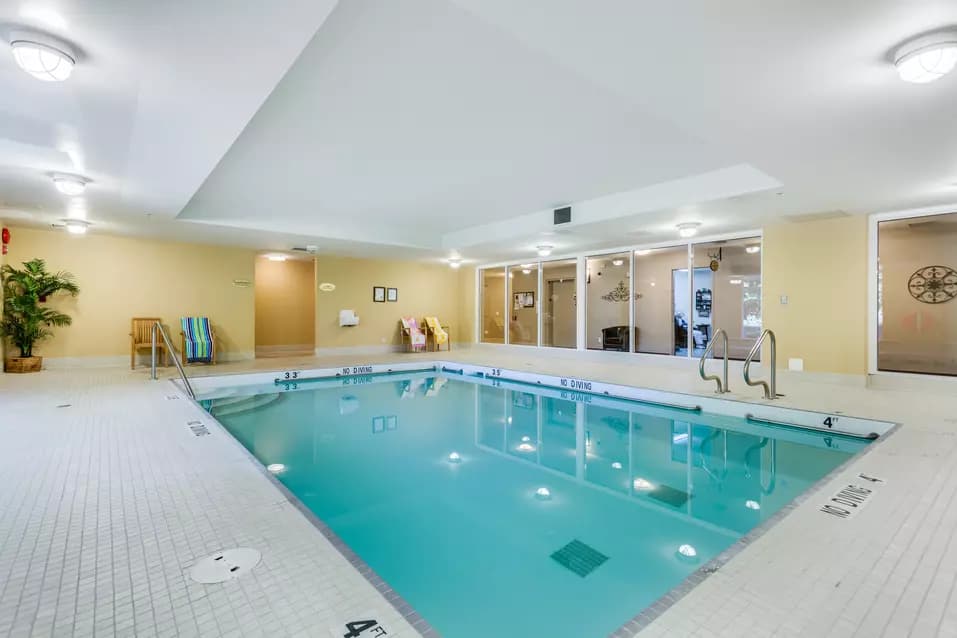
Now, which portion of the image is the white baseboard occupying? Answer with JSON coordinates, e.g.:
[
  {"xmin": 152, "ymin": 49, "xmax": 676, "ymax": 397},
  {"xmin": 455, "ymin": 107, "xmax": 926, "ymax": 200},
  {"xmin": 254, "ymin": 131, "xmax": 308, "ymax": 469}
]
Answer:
[
  {"xmin": 255, "ymin": 344, "xmax": 315, "ymax": 358},
  {"xmin": 313, "ymin": 342, "xmax": 471, "ymax": 357},
  {"xmin": 39, "ymin": 350, "xmax": 254, "ymax": 369},
  {"xmin": 43, "ymin": 355, "xmax": 129, "ymax": 369},
  {"xmin": 314, "ymin": 344, "xmax": 404, "ymax": 356}
]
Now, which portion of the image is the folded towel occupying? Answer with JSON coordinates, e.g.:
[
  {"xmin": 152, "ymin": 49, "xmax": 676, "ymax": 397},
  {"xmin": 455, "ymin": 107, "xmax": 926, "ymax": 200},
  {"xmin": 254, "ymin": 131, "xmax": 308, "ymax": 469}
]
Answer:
[
  {"xmin": 181, "ymin": 317, "xmax": 213, "ymax": 363},
  {"xmin": 424, "ymin": 316, "xmax": 448, "ymax": 345},
  {"xmin": 400, "ymin": 317, "xmax": 426, "ymax": 351}
]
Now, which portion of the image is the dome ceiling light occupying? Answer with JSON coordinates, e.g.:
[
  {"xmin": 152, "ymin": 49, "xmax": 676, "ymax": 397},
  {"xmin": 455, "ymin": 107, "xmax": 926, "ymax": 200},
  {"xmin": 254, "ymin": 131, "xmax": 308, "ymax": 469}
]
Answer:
[
  {"xmin": 676, "ymin": 222, "xmax": 701, "ymax": 238},
  {"xmin": 895, "ymin": 30, "xmax": 957, "ymax": 84},
  {"xmin": 52, "ymin": 173, "xmax": 90, "ymax": 196},
  {"xmin": 536, "ymin": 245, "xmax": 553, "ymax": 257},
  {"xmin": 9, "ymin": 29, "xmax": 76, "ymax": 82},
  {"xmin": 60, "ymin": 219, "xmax": 90, "ymax": 235}
]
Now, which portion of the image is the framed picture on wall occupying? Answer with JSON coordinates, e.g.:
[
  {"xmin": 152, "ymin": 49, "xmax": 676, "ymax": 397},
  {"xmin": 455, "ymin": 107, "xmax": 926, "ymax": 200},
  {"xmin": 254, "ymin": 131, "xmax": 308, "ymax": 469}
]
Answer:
[
  {"xmin": 387, "ymin": 287, "xmax": 398, "ymax": 302},
  {"xmin": 513, "ymin": 291, "xmax": 535, "ymax": 309},
  {"xmin": 373, "ymin": 286, "xmax": 386, "ymax": 302}
]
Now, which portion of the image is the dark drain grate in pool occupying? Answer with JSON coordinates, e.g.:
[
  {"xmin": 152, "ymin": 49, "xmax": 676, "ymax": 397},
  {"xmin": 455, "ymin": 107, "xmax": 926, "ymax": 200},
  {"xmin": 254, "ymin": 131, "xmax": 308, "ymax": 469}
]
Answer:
[
  {"xmin": 551, "ymin": 540, "xmax": 608, "ymax": 577},
  {"xmin": 648, "ymin": 484, "xmax": 690, "ymax": 508}
]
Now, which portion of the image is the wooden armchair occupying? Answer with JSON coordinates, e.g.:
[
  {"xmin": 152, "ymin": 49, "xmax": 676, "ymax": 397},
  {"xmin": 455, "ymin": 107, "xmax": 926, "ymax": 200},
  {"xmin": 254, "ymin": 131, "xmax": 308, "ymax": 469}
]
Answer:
[
  {"xmin": 130, "ymin": 318, "xmax": 167, "ymax": 369},
  {"xmin": 423, "ymin": 316, "xmax": 451, "ymax": 352},
  {"xmin": 399, "ymin": 317, "xmax": 427, "ymax": 352},
  {"xmin": 180, "ymin": 317, "xmax": 217, "ymax": 365}
]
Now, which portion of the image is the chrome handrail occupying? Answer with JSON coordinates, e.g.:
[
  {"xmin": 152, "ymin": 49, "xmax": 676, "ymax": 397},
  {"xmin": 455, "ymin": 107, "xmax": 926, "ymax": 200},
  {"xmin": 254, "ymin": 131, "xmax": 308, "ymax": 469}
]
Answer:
[
  {"xmin": 743, "ymin": 329, "xmax": 778, "ymax": 399},
  {"xmin": 698, "ymin": 328, "xmax": 729, "ymax": 393},
  {"xmin": 151, "ymin": 321, "xmax": 195, "ymax": 399}
]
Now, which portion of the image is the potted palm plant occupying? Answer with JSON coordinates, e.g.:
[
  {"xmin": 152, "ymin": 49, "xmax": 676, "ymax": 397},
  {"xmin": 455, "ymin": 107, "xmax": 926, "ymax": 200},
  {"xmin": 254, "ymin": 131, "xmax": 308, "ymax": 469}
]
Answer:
[{"xmin": 1, "ymin": 258, "xmax": 80, "ymax": 373}]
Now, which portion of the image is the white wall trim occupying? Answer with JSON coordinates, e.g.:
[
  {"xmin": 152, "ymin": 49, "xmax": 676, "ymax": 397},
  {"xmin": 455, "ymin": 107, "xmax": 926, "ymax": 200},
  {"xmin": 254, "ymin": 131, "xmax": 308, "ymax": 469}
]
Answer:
[{"xmin": 474, "ymin": 229, "xmax": 763, "ymax": 270}]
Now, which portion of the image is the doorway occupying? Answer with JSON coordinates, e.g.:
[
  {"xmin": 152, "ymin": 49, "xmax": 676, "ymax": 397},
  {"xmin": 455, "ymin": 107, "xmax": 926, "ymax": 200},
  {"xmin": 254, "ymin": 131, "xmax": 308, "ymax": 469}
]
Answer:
[
  {"xmin": 254, "ymin": 256, "xmax": 316, "ymax": 357},
  {"xmin": 546, "ymin": 278, "xmax": 576, "ymax": 348}
]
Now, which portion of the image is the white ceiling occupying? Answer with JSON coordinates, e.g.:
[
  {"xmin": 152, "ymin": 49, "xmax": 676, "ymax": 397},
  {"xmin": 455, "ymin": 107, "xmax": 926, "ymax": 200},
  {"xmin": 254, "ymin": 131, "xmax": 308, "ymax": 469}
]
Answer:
[
  {"xmin": 2, "ymin": 0, "xmax": 957, "ymax": 264},
  {"xmin": 0, "ymin": 0, "xmax": 338, "ymax": 247}
]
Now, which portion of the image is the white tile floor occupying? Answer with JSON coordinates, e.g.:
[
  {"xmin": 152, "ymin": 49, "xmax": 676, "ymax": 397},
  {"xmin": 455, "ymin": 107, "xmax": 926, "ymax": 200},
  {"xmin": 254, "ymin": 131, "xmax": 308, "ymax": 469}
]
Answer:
[
  {"xmin": 0, "ymin": 368, "xmax": 421, "ymax": 638},
  {"xmin": 2, "ymin": 347, "xmax": 956, "ymax": 637}
]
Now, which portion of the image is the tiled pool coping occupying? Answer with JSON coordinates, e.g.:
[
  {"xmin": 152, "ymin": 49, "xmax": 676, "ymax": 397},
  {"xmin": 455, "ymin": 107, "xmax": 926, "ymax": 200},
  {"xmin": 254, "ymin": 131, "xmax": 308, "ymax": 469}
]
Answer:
[{"xmin": 189, "ymin": 363, "xmax": 897, "ymax": 637}]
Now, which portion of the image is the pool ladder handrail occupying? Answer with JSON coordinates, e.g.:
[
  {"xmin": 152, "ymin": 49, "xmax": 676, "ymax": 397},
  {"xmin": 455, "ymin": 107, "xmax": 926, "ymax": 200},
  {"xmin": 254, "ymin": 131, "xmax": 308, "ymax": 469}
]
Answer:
[
  {"xmin": 698, "ymin": 328, "xmax": 730, "ymax": 393},
  {"xmin": 150, "ymin": 321, "xmax": 195, "ymax": 399},
  {"xmin": 743, "ymin": 329, "xmax": 779, "ymax": 400}
]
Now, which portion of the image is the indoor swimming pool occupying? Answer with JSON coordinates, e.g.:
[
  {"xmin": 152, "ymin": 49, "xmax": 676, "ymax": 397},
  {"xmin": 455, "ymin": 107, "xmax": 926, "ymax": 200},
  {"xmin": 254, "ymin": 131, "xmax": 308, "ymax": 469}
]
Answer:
[{"xmin": 201, "ymin": 370, "xmax": 874, "ymax": 637}]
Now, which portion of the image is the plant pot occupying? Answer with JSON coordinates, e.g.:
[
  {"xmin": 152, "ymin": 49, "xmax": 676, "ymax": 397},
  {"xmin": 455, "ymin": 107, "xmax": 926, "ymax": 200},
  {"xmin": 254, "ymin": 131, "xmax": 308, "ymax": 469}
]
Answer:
[{"xmin": 4, "ymin": 356, "xmax": 42, "ymax": 373}]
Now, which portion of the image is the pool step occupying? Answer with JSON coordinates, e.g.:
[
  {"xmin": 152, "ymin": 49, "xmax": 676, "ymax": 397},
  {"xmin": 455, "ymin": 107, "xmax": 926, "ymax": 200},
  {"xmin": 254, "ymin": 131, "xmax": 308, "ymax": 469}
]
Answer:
[{"xmin": 210, "ymin": 393, "xmax": 281, "ymax": 417}]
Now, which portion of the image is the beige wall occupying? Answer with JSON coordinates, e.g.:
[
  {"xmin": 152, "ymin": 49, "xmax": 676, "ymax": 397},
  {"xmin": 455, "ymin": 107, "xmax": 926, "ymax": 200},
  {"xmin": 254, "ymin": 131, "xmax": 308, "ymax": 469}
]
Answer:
[
  {"xmin": 254, "ymin": 257, "xmax": 315, "ymax": 351},
  {"xmin": 458, "ymin": 266, "xmax": 476, "ymax": 343},
  {"xmin": 762, "ymin": 215, "xmax": 868, "ymax": 375},
  {"xmin": 314, "ymin": 256, "xmax": 461, "ymax": 349},
  {"xmin": 4, "ymin": 227, "xmax": 256, "ymax": 360}
]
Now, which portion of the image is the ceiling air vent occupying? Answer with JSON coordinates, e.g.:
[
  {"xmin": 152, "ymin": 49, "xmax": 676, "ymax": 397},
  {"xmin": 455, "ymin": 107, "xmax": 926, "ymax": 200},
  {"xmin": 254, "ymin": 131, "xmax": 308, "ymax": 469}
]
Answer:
[
  {"xmin": 291, "ymin": 245, "xmax": 318, "ymax": 254},
  {"xmin": 783, "ymin": 210, "xmax": 849, "ymax": 224},
  {"xmin": 553, "ymin": 206, "xmax": 571, "ymax": 225}
]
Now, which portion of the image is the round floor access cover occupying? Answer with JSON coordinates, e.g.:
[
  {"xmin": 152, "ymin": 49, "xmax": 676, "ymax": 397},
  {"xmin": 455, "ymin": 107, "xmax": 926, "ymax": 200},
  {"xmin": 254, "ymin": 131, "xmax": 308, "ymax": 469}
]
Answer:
[{"xmin": 189, "ymin": 548, "xmax": 262, "ymax": 584}]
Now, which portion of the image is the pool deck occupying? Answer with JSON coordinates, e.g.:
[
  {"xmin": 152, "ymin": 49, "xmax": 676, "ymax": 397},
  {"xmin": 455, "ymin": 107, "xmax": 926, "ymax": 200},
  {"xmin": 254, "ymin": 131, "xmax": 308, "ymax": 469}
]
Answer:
[{"xmin": 2, "ymin": 346, "xmax": 956, "ymax": 637}]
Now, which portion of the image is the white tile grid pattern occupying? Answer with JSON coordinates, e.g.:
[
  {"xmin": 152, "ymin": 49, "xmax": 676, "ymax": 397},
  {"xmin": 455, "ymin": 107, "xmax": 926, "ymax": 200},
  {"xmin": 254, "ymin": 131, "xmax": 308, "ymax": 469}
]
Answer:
[
  {"xmin": 2, "ymin": 349, "xmax": 957, "ymax": 638},
  {"xmin": 0, "ymin": 370, "xmax": 417, "ymax": 638}
]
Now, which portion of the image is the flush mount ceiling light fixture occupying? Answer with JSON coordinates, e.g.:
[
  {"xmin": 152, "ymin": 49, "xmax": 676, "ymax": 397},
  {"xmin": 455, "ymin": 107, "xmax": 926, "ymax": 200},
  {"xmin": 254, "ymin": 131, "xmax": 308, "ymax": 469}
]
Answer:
[
  {"xmin": 51, "ymin": 173, "xmax": 90, "ymax": 196},
  {"xmin": 536, "ymin": 245, "xmax": 553, "ymax": 257},
  {"xmin": 60, "ymin": 218, "xmax": 90, "ymax": 235},
  {"xmin": 9, "ymin": 29, "xmax": 76, "ymax": 82},
  {"xmin": 895, "ymin": 30, "xmax": 957, "ymax": 83},
  {"xmin": 676, "ymin": 222, "xmax": 701, "ymax": 238},
  {"xmin": 447, "ymin": 257, "xmax": 462, "ymax": 269},
  {"xmin": 266, "ymin": 254, "xmax": 288, "ymax": 262},
  {"xmin": 746, "ymin": 245, "xmax": 761, "ymax": 254}
]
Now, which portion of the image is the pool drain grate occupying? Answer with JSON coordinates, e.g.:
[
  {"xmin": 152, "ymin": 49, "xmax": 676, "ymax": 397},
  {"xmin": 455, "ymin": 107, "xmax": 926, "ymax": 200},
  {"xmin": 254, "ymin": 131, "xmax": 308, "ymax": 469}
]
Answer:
[
  {"xmin": 647, "ymin": 484, "xmax": 690, "ymax": 508},
  {"xmin": 551, "ymin": 539, "xmax": 608, "ymax": 577},
  {"xmin": 187, "ymin": 420, "xmax": 210, "ymax": 436},
  {"xmin": 189, "ymin": 548, "xmax": 261, "ymax": 584}
]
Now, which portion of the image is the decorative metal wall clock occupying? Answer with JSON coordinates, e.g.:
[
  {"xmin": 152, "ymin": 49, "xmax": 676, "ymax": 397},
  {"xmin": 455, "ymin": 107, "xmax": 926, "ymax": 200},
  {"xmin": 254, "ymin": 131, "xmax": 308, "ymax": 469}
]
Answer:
[{"xmin": 908, "ymin": 265, "xmax": 957, "ymax": 304}]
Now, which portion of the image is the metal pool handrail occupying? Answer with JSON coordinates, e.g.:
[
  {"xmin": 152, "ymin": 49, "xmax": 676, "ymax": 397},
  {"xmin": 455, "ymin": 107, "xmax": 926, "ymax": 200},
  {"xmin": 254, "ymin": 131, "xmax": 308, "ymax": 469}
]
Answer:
[
  {"xmin": 698, "ymin": 328, "xmax": 730, "ymax": 393},
  {"xmin": 151, "ymin": 321, "xmax": 195, "ymax": 399},
  {"xmin": 743, "ymin": 329, "xmax": 778, "ymax": 400}
]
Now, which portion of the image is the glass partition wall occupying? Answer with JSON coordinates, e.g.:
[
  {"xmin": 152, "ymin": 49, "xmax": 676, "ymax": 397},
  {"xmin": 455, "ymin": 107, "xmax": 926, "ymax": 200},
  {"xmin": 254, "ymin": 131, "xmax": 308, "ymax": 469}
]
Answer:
[
  {"xmin": 542, "ymin": 259, "xmax": 577, "ymax": 348},
  {"xmin": 477, "ymin": 234, "xmax": 762, "ymax": 356},
  {"xmin": 480, "ymin": 268, "xmax": 506, "ymax": 343},
  {"xmin": 507, "ymin": 264, "xmax": 539, "ymax": 345},
  {"xmin": 692, "ymin": 238, "xmax": 762, "ymax": 360},
  {"xmin": 633, "ymin": 246, "xmax": 688, "ymax": 355},
  {"xmin": 585, "ymin": 253, "xmax": 631, "ymax": 351},
  {"xmin": 877, "ymin": 211, "xmax": 957, "ymax": 376}
]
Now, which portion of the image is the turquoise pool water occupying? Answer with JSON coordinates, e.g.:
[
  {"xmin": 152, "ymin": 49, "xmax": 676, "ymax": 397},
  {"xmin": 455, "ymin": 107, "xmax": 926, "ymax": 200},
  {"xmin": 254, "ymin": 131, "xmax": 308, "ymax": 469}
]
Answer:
[{"xmin": 207, "ymin": 372, "xmax": 866, "ymax": 638}]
